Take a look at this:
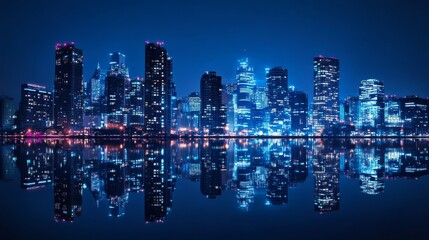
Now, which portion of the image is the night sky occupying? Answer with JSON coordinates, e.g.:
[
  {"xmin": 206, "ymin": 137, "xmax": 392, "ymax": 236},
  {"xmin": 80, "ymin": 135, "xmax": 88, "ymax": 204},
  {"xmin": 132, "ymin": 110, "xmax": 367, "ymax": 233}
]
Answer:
[{"xmin": 1, "ymin": 0, "xmax": 428, "ymax": 107}]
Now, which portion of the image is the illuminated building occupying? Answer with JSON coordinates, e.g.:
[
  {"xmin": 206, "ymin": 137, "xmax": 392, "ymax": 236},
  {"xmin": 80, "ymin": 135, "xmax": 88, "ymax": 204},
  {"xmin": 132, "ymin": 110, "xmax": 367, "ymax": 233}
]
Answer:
[
  {"xmin": 289, "ymin": 90, "xmax": 308, "ymax": 133},
  {"xmin": 266, "ymin": 141, "xmax": 290, "ymax": 205},
  {"xmin": 0, "ymin": 96, "xmax": 15, "ymax": 131},
  {"xmin": 267, "ymin": 67, "xmax": 290, "ymax": 134},
  {"xmin": 54, "ymin": 43, "xmax": 84, "ymax": 130},
  {"xmin": 234, "ymin": 139, "xmax": 254, "ymax": 210},
  {"xmin": 84, "ymin": 64, "xmax": 105, "ymax": 128},
  {"xmin": 128, "ymin": 78, "xmax": 144, "ymax": 127},
  {"xmin": 17, "ymin": 142, "xmax": 53, "ymax": 189},
  {"xmin": 144, "ymin": 42, "xmax": 172, "ymax": 136},
  {"xmin": 236, "ymin": 58, "xmax": 255, "ymax": 134},
  {"xmin": 399, "ymin": 96, "xmax": 429, "ymax": 135},
  {"xmin": 105, "ymin": 52, "xmax": 129, "ymax": 127},
  {"xmin": 171, "ymin": 80, "xmax": 178, "ymax": 132},
  {"xmin": 312, "ymin": 56, "xmax": 340, "ymax": 133},
  {"xmin": 358, "ymin": 79, "xmax": 385, "ymax": 130},
  {"xmin": 384, "ymin": 95, "xmax": 403, "ymax": 133},
  {"xmin": 200, "ymin": 71, "xmax": 225, "ymax": 135},
  {"xmin": 224, "ymin": 83, "xmax": 237, "ymax": 134},
  {"xmin": 188, "ymin": 92, "xmax": 200, "ymax": 131},
  {"xmin": 19, "ymin": 83, "xmax": 53, "ymax": 131},
  {"xmin": 343, "ymin": 96, "xmax": 359, "ymax": 126}
]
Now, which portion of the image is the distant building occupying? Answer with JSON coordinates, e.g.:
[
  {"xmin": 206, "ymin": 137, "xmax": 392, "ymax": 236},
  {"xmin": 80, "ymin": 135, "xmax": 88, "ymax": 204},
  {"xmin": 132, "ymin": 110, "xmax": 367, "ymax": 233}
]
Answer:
[
  {"xmin": 54, "ymin": 43, "xmax": 84, "ymax": 130},
  {"xmin": 200, "ymin": 71, "xmax": 225, "ymax": 135},
  {"xmin": 19, "ymin": 84, "xmax": 53, "ymax": 131},
  {"xmin": 128, "ymin": 78, "xmax": 144, "ymax": 127},
  {"xmin": 289, "ymin": 90, "xmax": 308, "ymax": 133},
  {"xmin": 343, "ymin": 96, "xmax": 359, "ymax": 126},
  {"xmin": 144, "ymin": 42, "xmax": 172, "ymax": 136},
  {"xmin": 358, "ymin": 79, "xmax": 385, "ymax": 130},
  {"xmin": 0, "ymin": 96, "xmax": 14, "ymax": 131},
  {"xmin": 312, "ymin": 56, "xmax": 340, "ymax": 133},
  {"xmin": 267, "ymin": 66, "xmax": 290, "ymax": 134},
  {"xmin": 384, "ymin": 95, "xmax": 403, "ymax": 129},
  {"xmin": 399, "ymin": 96, "xmax": 429, "ymax": 135}
]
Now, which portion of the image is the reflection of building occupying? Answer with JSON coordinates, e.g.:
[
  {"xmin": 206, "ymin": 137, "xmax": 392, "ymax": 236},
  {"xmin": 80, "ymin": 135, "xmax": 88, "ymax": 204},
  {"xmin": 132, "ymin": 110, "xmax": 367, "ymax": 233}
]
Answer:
[
  {"xmin": 144, "ymin": 140, "xmax": 174, "ymax": 223},
  {"xmin": 266, "ymin": 141, "xmax": 290, "ymax": 205},
  {"xmin": 234, "ymin": 139, "xmax": 254, "ymax": 210},
  {"xmin": 0, "ymin": 143, "xmax": 15, "ymax": 180},
  {"xmin": 144, "ymin": 42, "xmax": 172, "ymax": 136},
  {"xmin": 312, "ymin": 56, "xmax": 340, "ymax": 132},
  {"xmin": 290, "ymin": 140, "xmax": 308, "ymax": 184},
  {"xmin": 19, "ymin": 84, "xmax": 53, "ymax": 131},
  {"xmin": 200, "ymin": 140, "xmax": 227, "ymax": 198},
  {"xmin": 54, "ymin": 143, "xmax": 83, "ymax": 222},
  {"xmin": 54, "ymin": 43, "xmax": 84, "ymax": 130},
  {"xmin": 0, "ymin": 96, "xmax": 14, "ymax": 131},
  {"xmin": 17, "ymin": 142, "xmax": 53, "ymax": 189},
  {"xmin": 105, "ymin": 162, "xmax": 127, "ymax": 217},
  {"xmin": 313, "ymin": 141, "xmax": 340, "ymax": 212},
  {"xmin": 356, "ymin": 146, "xmax": 385, "ymax": 195}
]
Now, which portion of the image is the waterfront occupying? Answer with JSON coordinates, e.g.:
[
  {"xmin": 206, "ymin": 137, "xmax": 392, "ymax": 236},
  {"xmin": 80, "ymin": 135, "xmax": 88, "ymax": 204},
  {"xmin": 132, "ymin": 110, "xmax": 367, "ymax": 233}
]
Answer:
[{"xmin": 0, "ymin": 138, "xmax": 428, "ymax": 240}]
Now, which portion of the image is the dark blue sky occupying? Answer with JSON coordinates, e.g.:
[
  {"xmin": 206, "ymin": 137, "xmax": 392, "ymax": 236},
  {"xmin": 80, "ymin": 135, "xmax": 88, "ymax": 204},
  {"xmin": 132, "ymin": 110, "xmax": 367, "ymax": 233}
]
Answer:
[{"xmin": 1, "ymin": 0, "xmax": 428, "ymax": 105}]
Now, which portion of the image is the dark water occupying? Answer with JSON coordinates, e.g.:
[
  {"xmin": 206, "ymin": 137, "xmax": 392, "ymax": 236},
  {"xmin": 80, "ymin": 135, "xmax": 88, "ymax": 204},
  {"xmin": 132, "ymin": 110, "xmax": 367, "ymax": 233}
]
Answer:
[{"xmin": 0, "ymin": 138, "xmax": 428, "ymax": 240}]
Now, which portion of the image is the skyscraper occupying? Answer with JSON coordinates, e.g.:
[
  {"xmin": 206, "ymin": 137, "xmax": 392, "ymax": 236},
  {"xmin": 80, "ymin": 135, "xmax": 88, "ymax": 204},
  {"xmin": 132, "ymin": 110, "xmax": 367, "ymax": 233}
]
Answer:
[
  {"xmin": 358, "ymin": 79, "xmax": 385, "ymax": 130},
  {"xmin": 105, "ymin": 52, "xmax": 129, "ymax": 127},
  {"xmin": 266, "ymin": 67, "xmax": 290, "ymax": 134},
  {"xmin": 289, "ymin": 90, "xmax": 308, "ymax": 133},
  {"xmin": 54, "ymin": 43, "xmax": 83, "ymax": 131},
  {"xmin": 236, "ymin": 58, "xmax": 255, "ymax": 135},
  {"xmin": 399, "ymin": 96, "xmax": 429, "ymax": 135},
  {"xmin": 200, "ymin": 71, "xmax": 225, "ymax": 135},
  {"xmin": 144, "ymin": 42, "xmax": 171, "ymax": 136},
  {"xmin": 312, "ymin": 56, "xmax": 340, "ymax": 133},
  {"xmin": 19, "ymin": 84, "xmax": 53, "ymax": 131},
  {"xmin": 127, "ymin": 78, "xmax": 144, "ymax": 127}
]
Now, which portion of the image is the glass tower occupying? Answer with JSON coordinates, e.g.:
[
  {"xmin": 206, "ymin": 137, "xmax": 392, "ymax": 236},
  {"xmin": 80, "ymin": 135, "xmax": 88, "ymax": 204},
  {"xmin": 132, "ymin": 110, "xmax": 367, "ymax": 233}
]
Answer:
[
  {"xmin": 358, "ymin": 79, "xmax": 385, "ymax": 130},
  {"xmin": 200, "ymin": 71, "xmax": 225, "ymax": 135},
  {"xmin": 267, "ymin": 67, "xmax": 290, "ymax": 135},
  {"xmin": 236, "ymin": 58, "xmax": 255, "ymax": 135}
]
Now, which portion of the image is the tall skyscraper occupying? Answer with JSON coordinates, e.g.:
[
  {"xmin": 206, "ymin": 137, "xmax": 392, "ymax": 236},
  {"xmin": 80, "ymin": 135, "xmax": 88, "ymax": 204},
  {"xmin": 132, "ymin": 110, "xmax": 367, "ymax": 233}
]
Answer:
[
  {"xmin": 358, "ymin": 79, "xmax": 385, "ymax": 130},
  {"xmin": 236, "ymin": 58, "xmax": 255, "ymax": 134},
  {"xmin": 19, "ymin": 84, "xmax": 53, "ymax": 131},
  {"xmin": 399, "ymin": 96, "xmax": 429, "ymax": 135},
  {"xmin": 127, "ymin": 78, "xmax": 144, "ymax": 127},
  {"xmin": 200, "ymin": 71, "xmax": 225, "ymax": 135},
  {"xmin": 105, "ymin": 52, "xmax": 129, "ymax": 127},
  {"xmin": 54, "ymin": 43, "xmax": 83, "ymax": 130},
  {"xmin": 343, "ymin": 96, "xmax": 359, "ymax": 126},
  {"xmin": 289, "ymin": 90, "xmax": 308, "ymax": 133},
  {"xmin": 384, "ymin": 95, "xmax": 403, "ymax": 129},
  {"xmin": 312, "ymin": 56, "xmax": 340, "ymax": 133},
  {"xmin": 266, "ymin": 67, "xmax": 290, "ymax": 134},
  {"xmin": 144, "ymin": 42, "xmax": 172, "ymax": 136}
]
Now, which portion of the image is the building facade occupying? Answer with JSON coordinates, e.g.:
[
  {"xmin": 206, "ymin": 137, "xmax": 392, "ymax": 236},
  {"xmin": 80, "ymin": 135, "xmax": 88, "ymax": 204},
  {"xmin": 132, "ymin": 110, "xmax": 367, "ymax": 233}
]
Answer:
[
  {"xmin": 19, "ymin": 84, "xmax": 53, "ymax": 131},
  {"xmin": 200, "ymin": 71, "xmax": 225, "ymax": 135}
]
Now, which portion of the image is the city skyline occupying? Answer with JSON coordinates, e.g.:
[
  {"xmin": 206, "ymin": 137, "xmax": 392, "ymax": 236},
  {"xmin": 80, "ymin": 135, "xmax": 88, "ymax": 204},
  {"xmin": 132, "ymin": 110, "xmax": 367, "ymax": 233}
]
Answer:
[{"xmin": 1, "ymin": 0, "xmax": 429, "ymax": 105}]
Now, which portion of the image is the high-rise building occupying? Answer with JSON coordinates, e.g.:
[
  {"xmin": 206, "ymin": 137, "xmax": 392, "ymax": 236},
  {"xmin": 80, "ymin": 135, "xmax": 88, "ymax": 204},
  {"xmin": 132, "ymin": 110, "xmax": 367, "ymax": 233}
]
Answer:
[
  {"xmin": 224, "ymin": 83, "xmax": 237, "ymax": 134},
  {"xmin": 0, "ymin": 96, "xmax": 14, "ymax": 131},
  {"xmin": 399, "ymin": 96, "xmax": 429, "ymax": 135},
  {"xmin": 105, "ymin": 52, "xmax": 129, "ymax": 127},
  {"xmin": 266, "ymin": 67, "xmax": 290, "ymax": 134},
  {"xmin": 144, "ymin": 42, "xmax": 172, "ymax": 136},
  {"xmin": 19, "ymin": 84, "xmax": 53, "ymax": 131},
  {"xmin": 343, "ymin": 96, "xmax": 359, "ymax": 126},
  {"xmin": 289, "ymin": 90, "xmax": 308, "ymax": 133},
  {"xmin": 384, "ymin": 95, "xmax": 403, "ymax": 129},
  {"xmin": 312, "ymin": 56, "xmax": 340, "ymax": 133},
  {"xmin": 358, "ymin": 79, "xmax": 385, "ymax": 130},
  {"xmin": 54, "ymin": 43, "xmax": 83, "ymax": 130},
  {"xmin": 127, "ymin": 78, "xmax": 144, "ymax": 127},
  {"xmin": 200, "ymin": 71, "xmax": 225, "ymax": 135},
  {"xmin": 188, "ymin": 92, "xmax": 201, "ymax": 131},
  {"xmin": 236, "ymin": 58, "xmax": 255, "ymax": 134}
]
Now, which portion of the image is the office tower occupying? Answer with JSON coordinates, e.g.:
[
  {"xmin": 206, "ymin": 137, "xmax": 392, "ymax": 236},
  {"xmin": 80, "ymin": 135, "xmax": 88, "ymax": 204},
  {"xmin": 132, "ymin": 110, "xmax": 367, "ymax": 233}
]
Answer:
[
  {"xmin": 19, "ymin": 84, "xmax": 53, "ymax": 131},
  {"xmin": 358, "ymin": 79, "xmax": 385, "ymax": 130},
  {"xmin": 224, "ymin": 83, "xmax": 237, "ymax": 133},
  {"xmin": 105, "ymin": 52, "xmax": 129, "ymax": 127},
  {"xmin": 253, "ymin": 86, "xmax": 268, "ymax": 110},
  {"xmin": 399, "ymin": 96, "xmax": 429, "ymax": 135},
  {"xmin": 144, "ymin": 42, "xmax": 172, "ymax": 136},
  {"xmin": 53, "ymin": 142, "xmax": 83, "ymax": 222},
  {"xmin": 313, "ymin": 140, "xmax": 340, "ymax": 213},
  {"xmin": 0, "ymin": 96, "xmax": 14, "ymax": 131},
  {"xmin": 289, "ymin": 90, "xmax": 308, "ymax": 133},
  {"xmin": 171, "ymin": 81, "xmax": 178, "ymax": 132},
  {"xmin": 84, "ymin": 64, "xmax": 106, "ymax": 129},
  {"xmin": 343, "ymin": 96, "xmax": 359, "ymax": 126},
  {"xmin": 236, "ymin": 58, "xmax": 255, "ymax": 134},
  {"xmin": 312, "ymin": 56, "xmax": 340, "ymax": 133},
  {"xmin": 54, "ymin": 43, "xmax": 83, "ymax": 130},
  {"xmin": 128, "ymin": 78, "xmax": 144, "ymax": 127},
  {"xmin": 266, "ymin": 67, "xmax": 290, "ymax": 134},
  {"xmin": 200, "ymin": 71, "xmax": 225, "ymax": 135},
  {"xmin": 385, "ymin": 95, "xmax": 403, "ymax": 130},
  {"xmin": 188, "ymin": 92, "xmax": 201, "ymax": 131}
]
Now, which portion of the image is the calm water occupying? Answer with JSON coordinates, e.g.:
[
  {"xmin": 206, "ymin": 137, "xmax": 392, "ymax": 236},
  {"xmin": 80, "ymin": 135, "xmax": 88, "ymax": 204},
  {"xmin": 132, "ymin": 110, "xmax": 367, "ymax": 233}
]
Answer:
[{"xmin": 0, "ymin": 138, "xmax": 428, "ymax": 240}]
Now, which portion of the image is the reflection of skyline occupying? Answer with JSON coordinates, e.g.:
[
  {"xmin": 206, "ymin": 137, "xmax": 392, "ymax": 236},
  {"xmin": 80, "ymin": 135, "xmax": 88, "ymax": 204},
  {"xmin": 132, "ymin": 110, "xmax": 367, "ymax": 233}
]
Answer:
[{"xmin": 1, "ymin": 138, "xmax": 429, "ymax": 222}]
